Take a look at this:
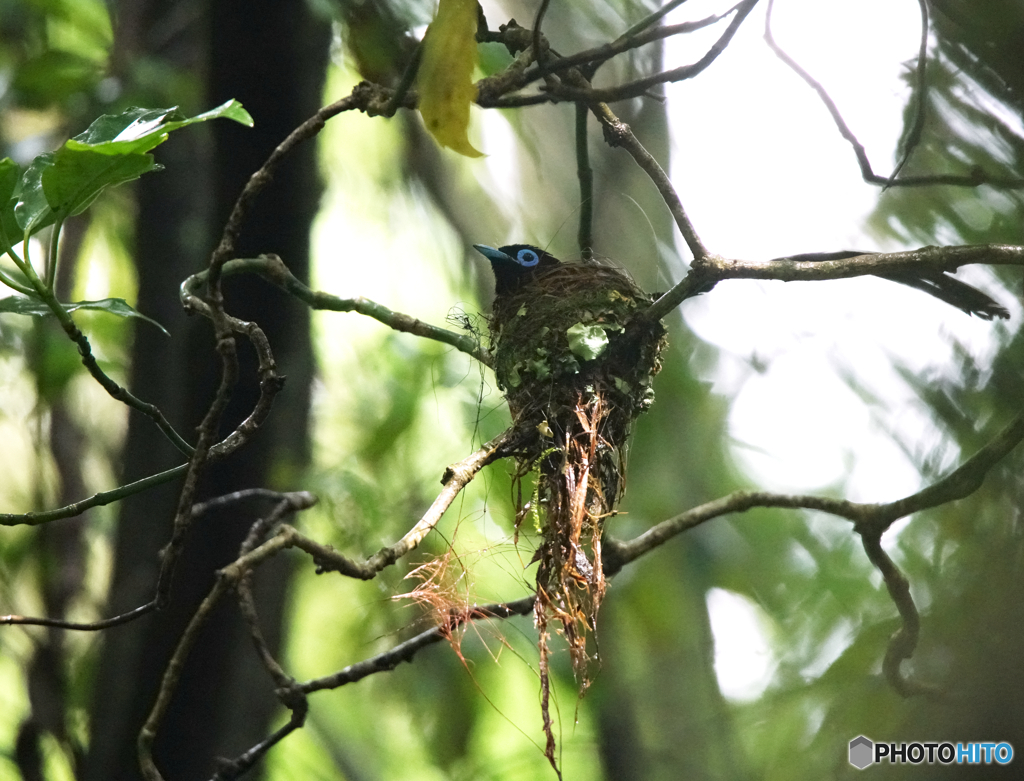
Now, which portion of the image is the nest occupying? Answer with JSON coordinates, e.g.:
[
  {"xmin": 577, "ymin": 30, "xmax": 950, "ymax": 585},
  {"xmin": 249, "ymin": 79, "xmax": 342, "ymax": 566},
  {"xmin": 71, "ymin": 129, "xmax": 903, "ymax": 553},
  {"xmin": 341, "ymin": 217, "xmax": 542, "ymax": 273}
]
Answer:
[{"xmin": 489, "ymin": 261, "xmax": 667, "ymax": 693}]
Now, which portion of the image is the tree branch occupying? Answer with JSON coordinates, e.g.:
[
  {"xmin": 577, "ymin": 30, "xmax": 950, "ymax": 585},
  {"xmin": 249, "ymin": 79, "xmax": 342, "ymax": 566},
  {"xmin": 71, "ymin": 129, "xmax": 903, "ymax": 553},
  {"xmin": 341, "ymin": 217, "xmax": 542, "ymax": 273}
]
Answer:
[
  {"xmin": 299, "ymin": 596, "xmax": 536, "ymax": 695},
  {"xmin": 605, "ymin": 403, "xmax": 1024, "ymax": 573},
  {"xmin": 0, "ymin": 463, "xmax": 188, "ymax": 527},
  {"xmin": 886, "ymin": 0, "xmax": 930, "ymax": 185},
  {"xmin": 764, "ymin": 0, "xmax": 1024, "ymax": 189},
  {"xmin": 643, "ymin": 243, "xmax": 1022, "ymax": 322},
  {"xmin": 183, "ymin": 255, "xmax": 492, "ymax": 366},
  {"xmin": 547, "ymin": 0, "xmax": 760, "ymax": 103},
  {"xmin": 523, "ymin": 12, "xmax": 735, "ymax": 84},
  {"xmin": 590, "ymin": 102, "xmax": 708, "ymax": 260},
  {"xmin": 206, "ymin": 92, "xmax": 368, "ymax": 293},
  {"xmin": 860, "ymin": 532, "xmax": 937, "ymax": 697},
  {"xmin": 575, "ymin": 103, "xmax": 594, "ymax": 258}
]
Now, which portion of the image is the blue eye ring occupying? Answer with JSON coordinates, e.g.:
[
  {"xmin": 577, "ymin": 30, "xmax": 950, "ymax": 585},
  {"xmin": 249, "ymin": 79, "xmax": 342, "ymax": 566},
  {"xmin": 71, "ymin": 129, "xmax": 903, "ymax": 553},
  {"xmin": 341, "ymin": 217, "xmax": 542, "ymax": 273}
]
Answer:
[{"xmin": 516, "ymin": 248, "xmax": 540, "ymax": 267}]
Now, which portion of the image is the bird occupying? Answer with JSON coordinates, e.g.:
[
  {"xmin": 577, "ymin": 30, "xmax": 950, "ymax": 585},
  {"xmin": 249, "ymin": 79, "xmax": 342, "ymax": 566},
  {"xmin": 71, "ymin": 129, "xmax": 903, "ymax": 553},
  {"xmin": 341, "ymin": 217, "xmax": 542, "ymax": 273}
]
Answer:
[
  {"xmin": 471, "ymin": 241, "xmax": 668, "ymax": 699},
  {"xmin": 473, "ymin": 243, "xmax": 562, "ymax": 297}
]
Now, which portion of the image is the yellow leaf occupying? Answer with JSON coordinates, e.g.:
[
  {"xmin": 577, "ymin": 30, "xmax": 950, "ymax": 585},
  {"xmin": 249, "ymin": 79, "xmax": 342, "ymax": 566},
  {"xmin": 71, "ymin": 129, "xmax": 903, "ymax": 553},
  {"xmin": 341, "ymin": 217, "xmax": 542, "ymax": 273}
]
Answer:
[{"xmin": 418, "ymin": 0, "xmax": 484, "ymax": 158}]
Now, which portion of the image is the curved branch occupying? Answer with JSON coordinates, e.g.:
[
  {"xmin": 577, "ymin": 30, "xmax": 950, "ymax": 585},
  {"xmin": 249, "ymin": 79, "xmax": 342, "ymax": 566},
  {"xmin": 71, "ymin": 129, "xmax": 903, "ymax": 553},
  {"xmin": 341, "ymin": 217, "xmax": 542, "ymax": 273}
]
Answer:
[
  {"xmin": 764, "ymin": 0, "xmax": 1024, "ymax": 189},
  {"xmin": 590, "ymin": 102, "xmax": 708, "ymax": 260},
  {"xmin": 524, "ymin": 13, "xmax": 735, "ymax": 84},
  {"xmin": 548, "ymin": 0, "xmax": 760, "ymax": 103},
  {"xmin": 139, "ymin": 495, "xmax": 318, "ymax": 781},
  {"xmin": 886, "ymin": 0, "xmax": 930, "ymax": 185},
  {"xmin": 206, "ymin": 92, "xmax": 368, "ymax": 291},
  {"xmin": 604, "ymin": 403, "xmax": 1024, "ymax": 573},
  {"xmin": 39, "ymin": 286, "xmax": 194, "ymax": 456},
  {"xmin": 603, "ymin": 405, "xmax": 1024, "ymax": 697},
  {"xmin": 184, "ymin": 255, "xmax": 492, "ymax": 366},
  {"xmin": 860, "ymin": 532, "xmax": 937, "ymax": 697}
]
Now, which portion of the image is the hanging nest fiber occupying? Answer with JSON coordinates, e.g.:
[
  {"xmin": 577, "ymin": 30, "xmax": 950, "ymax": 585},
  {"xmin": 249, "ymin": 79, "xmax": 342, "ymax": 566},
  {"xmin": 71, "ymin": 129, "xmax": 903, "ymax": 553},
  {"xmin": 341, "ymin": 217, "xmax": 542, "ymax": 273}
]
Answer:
[{"xmin": 489, "ymin": 260, "xmax": 667, "ymax": 692}]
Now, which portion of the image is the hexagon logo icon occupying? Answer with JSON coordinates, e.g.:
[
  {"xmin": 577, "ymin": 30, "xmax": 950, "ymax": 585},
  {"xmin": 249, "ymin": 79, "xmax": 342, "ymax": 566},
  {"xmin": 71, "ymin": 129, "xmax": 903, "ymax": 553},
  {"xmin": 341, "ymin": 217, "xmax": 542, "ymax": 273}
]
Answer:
[{"xmin": 849, "ymin": 736, "xmax": 874, "ymax": 769}]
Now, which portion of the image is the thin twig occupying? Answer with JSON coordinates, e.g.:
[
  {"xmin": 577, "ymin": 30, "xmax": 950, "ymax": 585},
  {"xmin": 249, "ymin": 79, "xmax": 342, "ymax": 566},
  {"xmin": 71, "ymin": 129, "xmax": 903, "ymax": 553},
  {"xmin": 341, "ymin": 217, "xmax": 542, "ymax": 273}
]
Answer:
[
  {"xmin": 886, "ymin": 0, "xmax": 930, "ymax": 185},
  {"xmin": 1, "ymin": 601, "xmax": 156, "ymax": 631},
  {"xmin": 528, "ymin": 11, "xmax": 738, "ymax": 83},
  {"xmin": 764, "ymin": 0, "xmax": 1024, "ymax": 189},
  {"xmin": 206, "ymin": 92, "xmax": 366, "ymax": 294},
  {"xmin": 548, "ymin": 0, "xmax": 759, "ymax": 103},
  {"xmin": 763, "ymin": 0, "xmax": 878, "ymax": 181},
  {"xmin": 0, "ymin": 463, "xmax": 188, "ymax": 527},
  {"xmin": 209, "ymin": 709, "xmax": 307, "ymax": 781},
  {"xmin": 183, "ymin": 254, "xmax": 492, "ymax": 366},
  {"xmin": 299, "ymin": 596, "xmax": 536, "ymax": 694},
  {"xmin": 575, "ymin": 103, "xmax": 594, "ymax": 259},
  {"xmin": 31, "ymin": 282, "xmax": 194, "ymax": 456},
  {"xmin": 617, "ymin": 0, "xmax": 696, "ymax": 41},
  {"xmin": 860, "ymin": 532, "xmax": 937, "ymax": 697},
  {"xmin": 590, "ymin": 101, "xmax": 708, "ymax": 260},
  {"xmin": 191, "ymin": 489, "xmax": 317, "ymax": 519}
]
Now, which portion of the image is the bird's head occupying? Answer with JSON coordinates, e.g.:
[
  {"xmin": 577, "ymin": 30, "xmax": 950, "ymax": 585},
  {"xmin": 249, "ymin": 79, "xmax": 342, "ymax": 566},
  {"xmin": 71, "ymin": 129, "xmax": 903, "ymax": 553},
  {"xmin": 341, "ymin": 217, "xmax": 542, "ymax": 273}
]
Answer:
[{"xmin": 474, "ymin": 244, "xmax": 561, "ymax": 297}]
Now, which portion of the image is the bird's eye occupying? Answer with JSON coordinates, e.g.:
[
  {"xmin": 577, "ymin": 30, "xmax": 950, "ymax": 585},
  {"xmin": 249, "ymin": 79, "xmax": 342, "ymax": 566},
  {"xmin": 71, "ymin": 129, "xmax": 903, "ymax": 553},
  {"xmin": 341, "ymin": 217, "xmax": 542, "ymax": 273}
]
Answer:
[{"xmin": 516, "ymin": 249, "xmax": 540, "ymax": 267}]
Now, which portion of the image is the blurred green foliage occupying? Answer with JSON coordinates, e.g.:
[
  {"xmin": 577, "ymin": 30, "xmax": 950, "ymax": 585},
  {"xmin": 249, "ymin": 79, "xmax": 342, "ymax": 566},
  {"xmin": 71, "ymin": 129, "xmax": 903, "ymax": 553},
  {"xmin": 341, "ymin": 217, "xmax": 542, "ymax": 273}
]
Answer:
[{"xmin": 1, "ymin": 0, "xmax": 1024, "ymax": 779}]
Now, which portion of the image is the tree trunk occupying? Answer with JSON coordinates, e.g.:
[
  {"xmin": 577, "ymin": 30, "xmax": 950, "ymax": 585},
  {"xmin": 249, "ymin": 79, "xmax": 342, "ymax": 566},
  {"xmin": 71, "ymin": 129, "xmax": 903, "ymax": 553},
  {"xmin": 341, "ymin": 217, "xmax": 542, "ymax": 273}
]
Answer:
[{"xmin": 82, "ymin": 3, "xmax": 327, "ymax": 779}]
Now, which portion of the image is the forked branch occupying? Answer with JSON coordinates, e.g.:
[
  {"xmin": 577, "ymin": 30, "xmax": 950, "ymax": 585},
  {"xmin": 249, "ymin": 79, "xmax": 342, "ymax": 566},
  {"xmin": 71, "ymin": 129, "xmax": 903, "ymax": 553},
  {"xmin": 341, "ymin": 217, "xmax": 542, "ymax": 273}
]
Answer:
[{"xmin": 764, "ymin": 0, "xmax": 1024, "ymax": 189}]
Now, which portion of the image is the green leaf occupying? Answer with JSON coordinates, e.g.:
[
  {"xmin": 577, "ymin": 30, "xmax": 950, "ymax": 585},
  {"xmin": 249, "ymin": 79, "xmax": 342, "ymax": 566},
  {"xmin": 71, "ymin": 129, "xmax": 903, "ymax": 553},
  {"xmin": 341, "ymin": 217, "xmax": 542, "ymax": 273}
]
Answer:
[
  {"xmin": 566, "ymin": 322, "xmax": 610, "ymax": 361},
  {"xmin": 43, "ymin": 148, "xmax": 156, "ymax": 217},
  {"xmin": 13, "ymin": 101, "xmax": 253, "ymax": 233},
  {"xmin": 183, "ymin": 99, "xmax": 254, "ymax": 128},
  {"xmin": 68, "ymin": 100, "xmax": 253, "ymax": 156},
  {"xmin": 14, "ymin": 153, "xmax": 56, "ymax": 232},
  {"xmin": 0, "ymin": 159, "xmax": 19, "ymax": 202},
  {"xmin": 0, "ymin": 295, "xmax": 169, "ymax": 335},
  {"xmin": 0, "ymin": 159, "xmax": 21, "ymax": 252},
  {"xmin": 69, "ymin": 106, "xmax": 179, "ymax": 152}
]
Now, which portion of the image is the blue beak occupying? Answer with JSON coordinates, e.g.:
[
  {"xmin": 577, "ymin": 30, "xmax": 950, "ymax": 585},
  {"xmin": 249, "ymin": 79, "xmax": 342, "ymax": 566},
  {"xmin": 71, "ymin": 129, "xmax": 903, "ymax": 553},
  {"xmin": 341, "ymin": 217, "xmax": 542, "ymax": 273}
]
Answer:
[{"xmin": 473, "ymin": 244, "xmax": 514, "ymax": 264}]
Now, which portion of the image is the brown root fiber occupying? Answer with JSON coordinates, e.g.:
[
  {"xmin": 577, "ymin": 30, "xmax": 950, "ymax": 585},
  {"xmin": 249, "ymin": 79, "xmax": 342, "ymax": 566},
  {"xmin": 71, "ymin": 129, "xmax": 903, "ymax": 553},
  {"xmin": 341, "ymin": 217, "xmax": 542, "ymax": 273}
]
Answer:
[{"xmin": 489, "ymin": 261, "xmax": 666, "ymax": 710}]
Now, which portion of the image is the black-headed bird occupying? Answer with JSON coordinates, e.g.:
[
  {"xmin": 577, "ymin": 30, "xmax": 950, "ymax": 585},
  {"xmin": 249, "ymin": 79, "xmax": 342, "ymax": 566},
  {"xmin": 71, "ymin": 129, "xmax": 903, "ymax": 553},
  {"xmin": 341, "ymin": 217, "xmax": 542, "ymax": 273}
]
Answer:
[{"xmin": 473, "ymin": 243, "xmax": 561, "ymax": 297}]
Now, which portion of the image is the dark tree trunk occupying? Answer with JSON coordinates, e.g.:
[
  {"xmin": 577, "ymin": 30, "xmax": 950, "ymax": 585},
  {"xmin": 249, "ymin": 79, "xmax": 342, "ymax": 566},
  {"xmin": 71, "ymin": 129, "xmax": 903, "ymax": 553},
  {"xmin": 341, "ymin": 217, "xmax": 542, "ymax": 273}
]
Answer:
[{"xmin": 82, "ymin": 3, "xmax": 327, "ymax": 779}]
